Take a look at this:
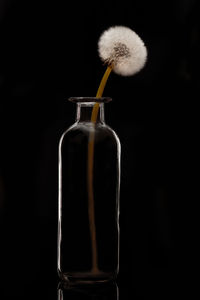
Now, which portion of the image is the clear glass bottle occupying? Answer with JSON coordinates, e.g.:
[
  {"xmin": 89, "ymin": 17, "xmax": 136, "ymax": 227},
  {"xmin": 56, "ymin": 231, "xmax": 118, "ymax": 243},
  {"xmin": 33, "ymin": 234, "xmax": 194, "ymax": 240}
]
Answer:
[{"xmin": 57, "ymin": 97, "xmax": 121, "ymax": 283}]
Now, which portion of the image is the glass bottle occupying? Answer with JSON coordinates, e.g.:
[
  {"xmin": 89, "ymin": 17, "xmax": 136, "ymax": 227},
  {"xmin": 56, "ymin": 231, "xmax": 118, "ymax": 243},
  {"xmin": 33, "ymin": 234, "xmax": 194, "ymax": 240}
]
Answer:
[{"xmin": 57, "ymin": 97, "xmax": 121, "ymax": 283}]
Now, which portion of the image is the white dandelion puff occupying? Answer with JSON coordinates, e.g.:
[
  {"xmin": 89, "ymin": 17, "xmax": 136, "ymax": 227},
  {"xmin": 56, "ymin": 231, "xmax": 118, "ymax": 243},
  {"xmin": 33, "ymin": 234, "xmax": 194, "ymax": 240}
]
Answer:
[{"xmin": 98, "ymin": 25, "xmax": 147, "ymax": 76}]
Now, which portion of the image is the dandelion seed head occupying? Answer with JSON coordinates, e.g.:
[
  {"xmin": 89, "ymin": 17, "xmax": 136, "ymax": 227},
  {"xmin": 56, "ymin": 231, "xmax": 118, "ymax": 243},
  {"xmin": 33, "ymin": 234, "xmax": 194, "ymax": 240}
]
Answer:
[{"xmin": 98, "ymin": 26, "xmax": 147, "ymax": 76}]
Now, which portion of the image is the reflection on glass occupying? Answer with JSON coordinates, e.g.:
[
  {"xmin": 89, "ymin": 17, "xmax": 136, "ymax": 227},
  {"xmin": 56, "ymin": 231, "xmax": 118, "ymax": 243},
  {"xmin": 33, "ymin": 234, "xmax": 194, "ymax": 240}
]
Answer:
[{"xmin": 57, "ymin": 281, "xmax": 119, "ymax": 300}]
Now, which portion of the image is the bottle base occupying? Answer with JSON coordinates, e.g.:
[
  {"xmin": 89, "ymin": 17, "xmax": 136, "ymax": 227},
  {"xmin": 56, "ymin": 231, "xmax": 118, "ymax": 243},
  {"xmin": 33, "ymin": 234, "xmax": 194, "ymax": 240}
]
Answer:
[{"xmin": 58, "ymin": 270, "xmax": 117, "ymax": 285}]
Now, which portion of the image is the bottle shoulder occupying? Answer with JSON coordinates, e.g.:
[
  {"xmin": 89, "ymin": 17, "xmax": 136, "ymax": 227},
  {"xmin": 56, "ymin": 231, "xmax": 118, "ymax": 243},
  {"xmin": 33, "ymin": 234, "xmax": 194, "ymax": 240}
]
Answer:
[{"xmin": 59, "ymin": 122, "xmax": 120, "ymax": 146}]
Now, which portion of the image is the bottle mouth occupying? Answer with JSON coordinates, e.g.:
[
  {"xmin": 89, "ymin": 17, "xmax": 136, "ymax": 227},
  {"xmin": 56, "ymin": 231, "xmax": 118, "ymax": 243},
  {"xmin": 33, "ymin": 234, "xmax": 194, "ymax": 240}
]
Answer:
[{"xmin": 68, "ymin": 97, "xmax": 112, "ymax": 103}]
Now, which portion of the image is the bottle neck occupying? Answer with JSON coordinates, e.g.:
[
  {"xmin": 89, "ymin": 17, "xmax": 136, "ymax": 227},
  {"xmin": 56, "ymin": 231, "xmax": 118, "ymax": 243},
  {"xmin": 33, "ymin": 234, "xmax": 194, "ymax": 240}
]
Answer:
[{"xmin": 76, "ymin": 102, "xmax": 105, "ymax": 123}]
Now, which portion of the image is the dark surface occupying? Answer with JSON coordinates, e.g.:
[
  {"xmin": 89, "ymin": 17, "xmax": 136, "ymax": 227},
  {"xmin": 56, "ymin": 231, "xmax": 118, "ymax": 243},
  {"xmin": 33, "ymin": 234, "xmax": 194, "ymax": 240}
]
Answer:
[{"xmin": 0, "ymin": 0, "xmax": 199, "ymax": 298}]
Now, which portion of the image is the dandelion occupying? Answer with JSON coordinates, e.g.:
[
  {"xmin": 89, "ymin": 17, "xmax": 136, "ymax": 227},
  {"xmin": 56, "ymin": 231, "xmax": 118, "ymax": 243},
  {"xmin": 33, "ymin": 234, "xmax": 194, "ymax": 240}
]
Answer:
[
  {"xmin": 88, "ymin": 26, "xmax": 147, "ymax": 274},
  {"xmin": 96, "ymin": 25, "xmax": 147, "ymax": 97},
  {"xmin": 98, "ymin": 25, "xmax": 147, "ymax": 77}
]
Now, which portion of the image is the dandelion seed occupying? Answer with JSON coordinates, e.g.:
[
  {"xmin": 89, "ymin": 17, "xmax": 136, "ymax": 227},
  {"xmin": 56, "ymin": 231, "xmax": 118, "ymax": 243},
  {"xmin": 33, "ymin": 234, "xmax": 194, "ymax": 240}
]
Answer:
[{"xmin": 98, "ymin": 25, "xmax": 147, "ymax": 76}]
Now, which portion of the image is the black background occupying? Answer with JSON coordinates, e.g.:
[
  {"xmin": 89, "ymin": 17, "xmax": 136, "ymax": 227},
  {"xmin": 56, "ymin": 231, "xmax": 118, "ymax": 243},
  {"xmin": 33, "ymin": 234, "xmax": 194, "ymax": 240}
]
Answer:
[{"xmin": 0, "ymin": 0, "xmax": 199, "ymax": 299}]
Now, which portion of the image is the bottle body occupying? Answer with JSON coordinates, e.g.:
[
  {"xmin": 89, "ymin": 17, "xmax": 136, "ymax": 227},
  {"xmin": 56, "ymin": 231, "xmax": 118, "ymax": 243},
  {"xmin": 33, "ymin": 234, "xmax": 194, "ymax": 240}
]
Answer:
[{"xmin": 57, "ymin": 98, "xmax": 120, "ymax": 283}]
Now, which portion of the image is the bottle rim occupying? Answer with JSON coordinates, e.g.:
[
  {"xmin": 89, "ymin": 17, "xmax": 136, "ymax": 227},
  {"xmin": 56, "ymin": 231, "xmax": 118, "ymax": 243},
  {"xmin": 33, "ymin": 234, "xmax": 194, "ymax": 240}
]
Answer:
[{"xmin": 68, "ymin": 97, "xmax": 112, "ymax": 103}]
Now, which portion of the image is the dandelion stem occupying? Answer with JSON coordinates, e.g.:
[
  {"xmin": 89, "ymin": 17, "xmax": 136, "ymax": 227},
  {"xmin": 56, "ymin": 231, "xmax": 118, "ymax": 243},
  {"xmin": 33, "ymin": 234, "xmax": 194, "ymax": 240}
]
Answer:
[
  {"xmin": 96, "ymin": 64, "xmax": 113, "ymax": 99},
  {"xmin": 87, "ymin": 64, "xmax": 113, "ymax": 273}
]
